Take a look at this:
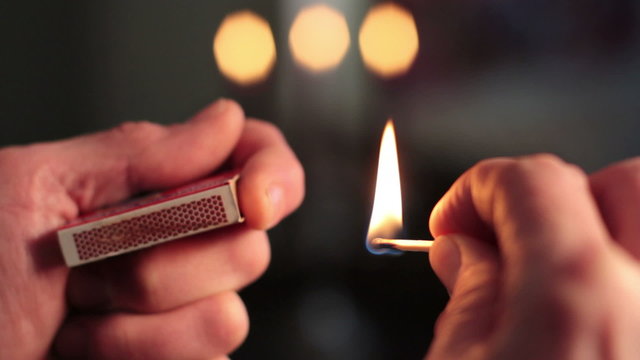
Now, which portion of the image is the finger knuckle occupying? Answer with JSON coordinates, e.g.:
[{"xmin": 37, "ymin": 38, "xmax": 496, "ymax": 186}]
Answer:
[
  {"xmin": 468, "ymin": 157, "xmax": 512, "ymax": 184},
  {"xmin": 0, "ymin": 146, "xmax": 36, "ymax": 174},
  {"xmin": 619, "ymin": 157, "xmax": 640, "ymax": 173},
  {"xmin": 470, "ymin": 156, "xmax": 554, "ymax": 200},
  {"xmin": 530, "ymin": 283, "xmax": 594, "ymax": 338},
  {"xmin": 0, "ymin": 146, "xmax": 22, "ymax": 169},
  {"xmin": 0, "ymin": 145, "xmax": 64, "ymax": 205},
  {"xmin": 515, "ymin": 248, "xmax": 601, "ymax": 335},
  {"xmin": 609, "ymin": 160, "xmax": 640, "ymax": 193},
  {"xmin": 121, "ymin": 251, "xmax": 165, "ymax": 310},
  {"xmin": 490, "ymin": 154, "xmax": 587, "ymax": 197},
  {"xmin": 220, "ymin": 99, "xmax": 244, "ymax": 119},
  {"xmin": 553, "ymin": 239, "xmax": 601, "ymax": 287},
  {"xmin": 231, "ymin": 230, "xmax": 271, "ymax": 284},
  {"xmin": 525, "ymin": 152, "xmax": 565, "ymax": 166},
  {"xmin": 247, "ymin": 119, "xmax": 285, "ymax": 141},
  {"xmin": 203, "ymin": 292, "xmax": 249, "ymax": 355},
  {"xmin": 524, "ymin": 153, "xmax": 586, "ymax": 177},
  {"xmin": 443, "ymin": 262, "xmax": 500, "ymax": 318},
  {"xmin": 505, "ymin": 154, "xmax": 563, "ymax": 181},
  {"xmin": 91, "ymin": 316, "xmax": 136, "ymax": 359}
]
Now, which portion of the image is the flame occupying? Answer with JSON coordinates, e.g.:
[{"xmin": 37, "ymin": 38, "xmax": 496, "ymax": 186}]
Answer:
[
  {"xmin": 288, "ymin": 4, "xmax": 350, "ymax": 73},
  {"xmin": 358, "ymin": 3, "xmax": 419, "ymax": 78},
  {"xmin": 213, "ymin": 11, "xmax": 277, "ymax": 86},
  {"xmin": 367, "ymin": 120, "xmax": 403, "ymax": 253}
]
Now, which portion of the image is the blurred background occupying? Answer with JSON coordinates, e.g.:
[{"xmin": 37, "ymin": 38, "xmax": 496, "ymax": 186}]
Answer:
[{"xmin": 2, "ymin": 1, "xmax": 639, "ymax": 359}]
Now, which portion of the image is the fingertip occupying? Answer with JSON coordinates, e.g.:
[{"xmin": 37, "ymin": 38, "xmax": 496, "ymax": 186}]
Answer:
[
  {"xmin": 428, "ymin": 198, "xmax": 446, "ymax": 237},
  {"xmin": 139, "ymin": 98, "xmax": 245, "ymax": 189},
  {"xmin": 238, "ymin": 171, "xmax": 271, "ymax": 230},
  {"xmin": 226, "ymin": 229, "xmax": 271, "ymax": 287},
  {"xmin": 250, "ymin": 181, "xmax": 286, "ymax": 230},
  {"xmin": 266, "ymin": 184, "xmax": 284, "ymax": 222},
  {"xmin": 201, "ymin": 292, "xmax": 250, "ymax": 355},
  {"xmin": 238, "ymin": 177, "xmax": 284, "ymax": 230},
  {"xmin": 239, "ymin": 156, "xmax": 305, "ymax": 231},
  {"xmin": 230, "ymin": 119, "xmax": 305, "ymax": 230},
  {"xmin": 182, "ymin": 98, "xmax": 245, "ymax": 155},
  {"xmin": 428, "ymin": 173, "xmax": 483, "ymax": 238},
  {"xmin": 263, "ymin": 163, "xmax": 305, "ymax": 228},
  {"xmin": 189, "ymin": 98, "xmax": 245, "ymax": 126},
  {"xmin": 430, "ymin": 235, "xmax": 462, "ymax": 294}
]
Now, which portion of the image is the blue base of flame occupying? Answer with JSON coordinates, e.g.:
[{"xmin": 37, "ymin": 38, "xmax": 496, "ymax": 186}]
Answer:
[{"xmin": 366, "ymin": 238, "xmax": 403, "ymax": 255}]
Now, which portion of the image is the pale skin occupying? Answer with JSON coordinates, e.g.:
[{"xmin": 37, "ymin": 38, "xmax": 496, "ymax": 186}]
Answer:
[
  {"xmin": 427, "ymin": 154, "xmax": 640, "ymax": 360},
  {"xmin": 4, "ymin": 101, "xmax": 639, "ymax": 360},
  {"xmin": 0, "ymin": 99, "xmax": 305, "ymax": 359}
]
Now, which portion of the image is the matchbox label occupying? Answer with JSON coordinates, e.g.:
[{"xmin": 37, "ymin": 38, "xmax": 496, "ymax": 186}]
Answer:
[{"xmin": 58, "ymin": 172, "xmax": 243, "ymax": 267}]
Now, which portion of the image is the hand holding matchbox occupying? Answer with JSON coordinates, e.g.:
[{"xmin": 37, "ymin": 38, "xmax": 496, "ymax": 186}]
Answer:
[{"xmin": 0, "ymin": 99, "xmax": 305, "ymax": 359}]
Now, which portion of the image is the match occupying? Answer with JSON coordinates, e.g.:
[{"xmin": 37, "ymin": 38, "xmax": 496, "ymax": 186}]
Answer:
[{"xmin": 371, "ymin": 238, "xmax": 434, "ymax": 252}]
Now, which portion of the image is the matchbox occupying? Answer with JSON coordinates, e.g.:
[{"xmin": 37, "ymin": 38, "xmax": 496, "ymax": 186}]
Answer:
[{"xmin": 58, "ymin": 172, "xmax": 244, "ymax": 267}]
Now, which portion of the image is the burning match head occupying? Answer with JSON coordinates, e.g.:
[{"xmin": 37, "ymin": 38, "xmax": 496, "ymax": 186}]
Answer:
[
  {"xmin": 367, "ymin": 237, "xmax": 402, "ymax": 255},
  {"xmin": 367, "ymin": 234, "xmax": 412, "ymax": 254},
  {"xmin": 370, "ymin": 238, "xmax": 433, "ymax": 253},
  {"xmin": 370, "ymin": 238, "xmax": 398, "ymax": 250},
  {"xmin": 365, "ymin": 121, "xmax": 433, "ymax": 255}
]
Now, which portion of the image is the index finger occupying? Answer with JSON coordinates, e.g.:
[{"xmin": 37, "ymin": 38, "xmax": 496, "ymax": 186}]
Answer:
[
  {"xmin": 429, "ymin": 154, "xmax": 609, "ymax": 274},
  {"xmin": 231, "ymin": 119, "xmax": 305, "ymax": 230},
  {"xmin": 11, "ymin": 99, "xmax": 246, "ymax": 213}
]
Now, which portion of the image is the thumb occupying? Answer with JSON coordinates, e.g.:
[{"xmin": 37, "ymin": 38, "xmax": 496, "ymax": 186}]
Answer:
[
  {"xmin": 427, "ymin": 234, "xmax": 501, "ymax": 359},
  {"xmin": 47, "ymin": 99, "xmax": 245, "ymax": 213}
]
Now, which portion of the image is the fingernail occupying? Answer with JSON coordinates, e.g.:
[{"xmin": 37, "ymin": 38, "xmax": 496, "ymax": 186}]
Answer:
[
  {"xmin": 266, "ymin": 184, "xmax": 283, "ymax": 228},
  {"xmin": 431, "ymin": 234, "xmax": 462, "ymax": 294}
]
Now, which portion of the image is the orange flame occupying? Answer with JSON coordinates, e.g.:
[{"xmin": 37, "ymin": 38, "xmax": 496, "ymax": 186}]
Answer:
[{"xmin": 367, "ymin": 120, "xmax": 403, "ymax": 253}]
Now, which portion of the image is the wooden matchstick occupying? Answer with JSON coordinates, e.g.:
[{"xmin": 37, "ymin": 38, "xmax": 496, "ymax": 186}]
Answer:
[{"xmin": 371, "ymin": 238, "xmax": 434, "ymax": 252}]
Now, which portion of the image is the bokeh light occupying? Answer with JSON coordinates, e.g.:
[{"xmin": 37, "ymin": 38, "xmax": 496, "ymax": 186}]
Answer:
[
  {"xmin": 288, "ymin": 4, "xmax": 351, "ymax": 73},
  {"xmin": 213, "ymin": 11, "xmax": 276, "ymax": 86},
  {"xmin": 359, "ymin": 3, "xmax": 419, "ymax": 78}
]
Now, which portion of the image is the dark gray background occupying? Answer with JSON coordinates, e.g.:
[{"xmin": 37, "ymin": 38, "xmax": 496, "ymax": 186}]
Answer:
[{"xmin": 2, "ymin": 1, "xmax": 639, "ymax": 359}]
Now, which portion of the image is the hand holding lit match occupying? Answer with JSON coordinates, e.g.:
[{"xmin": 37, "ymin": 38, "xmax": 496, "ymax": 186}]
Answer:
[
  {"xmin": 424, "ymin": 154, "xmax": 640, "ymax": 360},
  {"xmin": 0, "ymin": 99, "xmax": 305, "ymax": 359}
]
